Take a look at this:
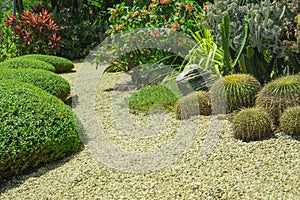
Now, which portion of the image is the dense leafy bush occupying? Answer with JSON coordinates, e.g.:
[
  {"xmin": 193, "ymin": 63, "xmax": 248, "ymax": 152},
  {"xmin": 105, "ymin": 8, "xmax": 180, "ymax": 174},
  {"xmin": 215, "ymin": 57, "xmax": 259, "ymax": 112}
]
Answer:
[
  {"xmin": 175, "ymin": 90, "xmax": 211, "ymax": 120},
  {"xmin": 128, "ymin": 84, "xmax": 178, "ymax": 113},
  {"xmin": 232, "ymin": 107, "xmax": 273, "ymax": 142},
  {"xmin": 210, "ymin": 74, "xmax": 261, "ymax": 114},
  {"xmin": 102, "ymin": 0, "xmax": 205, "ymax": 71},
  {"xmin": 4, "ymin": 7, "xmax": 62, "ymax": 55},
  {"xmin": 0, "ymin": 80, "xmax": 82, "ymax": 182},
  {"xmin": 256, "ymin": 75, "xmax": 300, "ymax": 124},
  {"xmin": 0, "ymin": 68, "xmax": 70, "ymax": 101},
  {"xmin": 0, "ymin": 57, "xmax": 55, "ymax": 71},
  {"xmin": 279, "ymin": 106, "xmax": 300, "ymax": 136},
  {"xmin": 20, "ymin": 54, "xmax": 74, "ymax": 73}
]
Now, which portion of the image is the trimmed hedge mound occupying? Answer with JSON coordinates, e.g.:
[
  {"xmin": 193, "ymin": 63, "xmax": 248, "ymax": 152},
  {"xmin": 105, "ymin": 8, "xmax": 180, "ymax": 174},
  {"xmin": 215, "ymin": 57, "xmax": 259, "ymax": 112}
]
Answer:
[
  {"xmin": 21, "ymin": 54, "xmax": 74, "ymax": 73},
  {"xmin": 0, "ymin": 57, "xmax": 55, "ymax": 72},
  {"xmin": 0, "ymin": 68, "xmax": 70, "ymax": 101},
  {"xmin": 0, "ymin": 80, "xmax": 83, "ymax": 182}
]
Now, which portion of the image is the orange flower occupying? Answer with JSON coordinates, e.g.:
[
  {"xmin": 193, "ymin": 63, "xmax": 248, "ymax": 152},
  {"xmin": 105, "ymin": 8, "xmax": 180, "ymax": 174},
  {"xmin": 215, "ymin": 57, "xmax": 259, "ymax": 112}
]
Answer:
[
  {"xmin": 150, "ymin": 28, "xmax": 160, "ymax": 37},
  {"xmin": 116, "ymin": 24, "xmax": 122, "ymax": 30},
  {"xmin": 185, "ymin": 5, "xmax": 193, "ymax": 12},
  {"xmin": 203, "ymin": 5, "xmax": 210, "ymax": 10},
  {"xmin": 132, "ymin": 11, "xmax": 139, "ymax": 17},
  {"xmin": 160, "ymin": 0, "xmax": 172, "ymax": 4},
  {"xmin": 142, "ymin": 10, "xmax": 150, "ymax": 15},
  {"xmin": 171, "ymin": 23, "xmax": 180, "ymax": 30}
]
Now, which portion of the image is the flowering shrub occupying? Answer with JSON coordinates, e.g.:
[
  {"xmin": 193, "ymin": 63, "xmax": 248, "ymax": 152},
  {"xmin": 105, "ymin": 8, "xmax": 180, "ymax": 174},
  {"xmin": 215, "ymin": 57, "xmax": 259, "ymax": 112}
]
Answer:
[
  {"xmin": 5, "ymin": 7, "xmax": 61, "ymax": 55},
  {"xmin": 103, "ymin": 0, "xmax": 206, "ymax": 72},
  {"xmin": 107, "ymin": 0, "xmax": 205, "ymax": 35}
]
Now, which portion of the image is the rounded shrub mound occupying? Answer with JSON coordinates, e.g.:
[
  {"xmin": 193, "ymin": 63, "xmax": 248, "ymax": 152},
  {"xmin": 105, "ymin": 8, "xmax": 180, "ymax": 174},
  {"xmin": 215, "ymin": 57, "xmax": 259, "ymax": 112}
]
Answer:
[
  {"xmin": 0, "ymin": 68, "xmax": 70, "ymax": 101},
  {"xmin": 175, "ymin": 91, "xmax": 211, "ymax": 120},
  {"xmin": 128, "ymin": 84, "xmax": 178, "ymax": 113},
  {"xmin": 210, "ymin": 74, "xmax": 261, "ymax": 114},
  {"xmin": 279, "ymin": 106, "xmax": 300, "ymax": 136},
  {"xmin": 0, "ymin": 80, "xmax": 82, "ymax": 182},
  {"xmin": 21, "ymin": 54, "xmax": 74, "ymax": 73},
  {"xmin": 0, "ymin": 57, "xmax": 55, "ymax": 72},
  {"xmin": 232, "ymin": 107, "xmax": 273, "ymax": 142},
  {"xmin": 256, "ymin": 75, "xmax": 300, "ymax": 124}
]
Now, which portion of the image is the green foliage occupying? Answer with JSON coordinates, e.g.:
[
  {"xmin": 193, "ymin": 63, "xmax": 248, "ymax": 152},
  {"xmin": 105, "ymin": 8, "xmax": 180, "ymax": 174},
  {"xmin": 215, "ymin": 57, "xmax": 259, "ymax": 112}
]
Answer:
[
  {"xmin": 53, "ymin": 8, "xmax": 100, "ymax": 59},
  {"xmin": 128, "ymin": 84, "xmax": 178, "ymax": 113},
  {"xmin": 203, "ymin": 0, "xmax": 300, "ymax": 82},
  {"xmin": 181, "ymin": 28, "xmax": 222, "ymax": 79},
  {"xmin": 20, "ymin": 54, "xmax": 74, "ymax": 73},
  {"xmin": 210, "ymin": 74, "xmax": 261, "ymax": 114},
  {"xmin": 232, "ymin": 107, "xmax": 273, "ymax": 142},
  {"xmin": 0, "ymin": 80, "xmax": 82, "ymax": 182},
  {"xmin": 175, "ymin": 90, "xmax": 211, "ymax": 120},
  {"xmin": 102, "ymin": 0, "xmax": 205, "ymax": 71},
  {"xmin": 0, "ymin": 22, "xmax": 17, "ymax": 62},
  {"xmin": 0, "ymin": 57, "xmax": 55, "ymax": 71},
  {"xmin": 0, "ymin": 68, "xmax": 70, "ymax": 101},
  {"xmin": 256, "ymin": 75, "xmax": 300, "ymax": 124},
  {"xmin": 279, "ymin": 106, "xmax": 300, "ymax": 136}
]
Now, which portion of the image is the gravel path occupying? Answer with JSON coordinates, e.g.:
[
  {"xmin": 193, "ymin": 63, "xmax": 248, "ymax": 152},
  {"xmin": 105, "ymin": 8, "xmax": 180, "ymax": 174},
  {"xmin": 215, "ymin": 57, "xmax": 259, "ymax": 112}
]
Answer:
[{"xmin": 0, "ymin": 62, "xmax": 299, "ymax": 199}]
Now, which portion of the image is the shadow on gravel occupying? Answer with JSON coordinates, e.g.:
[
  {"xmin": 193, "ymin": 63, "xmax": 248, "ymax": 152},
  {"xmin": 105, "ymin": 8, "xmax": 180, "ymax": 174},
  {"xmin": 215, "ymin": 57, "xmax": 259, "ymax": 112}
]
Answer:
[{"xmin": 0, "ymin": 147, "xmax": 84, "ymax": 193}]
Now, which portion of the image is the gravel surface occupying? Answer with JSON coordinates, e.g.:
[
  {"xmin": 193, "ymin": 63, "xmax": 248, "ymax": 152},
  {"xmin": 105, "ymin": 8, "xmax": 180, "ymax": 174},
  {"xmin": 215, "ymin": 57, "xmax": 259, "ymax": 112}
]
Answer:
[{"xmin": 0, "ymin": 62, "xmax": 299, "ymax": 199}]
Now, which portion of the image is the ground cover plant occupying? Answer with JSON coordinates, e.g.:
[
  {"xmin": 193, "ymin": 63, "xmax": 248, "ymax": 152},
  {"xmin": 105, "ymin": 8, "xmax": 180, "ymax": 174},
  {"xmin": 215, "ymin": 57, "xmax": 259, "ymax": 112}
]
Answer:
[
  {"xmin": 0, "ymin": 79, "xmax": 82, "ymax": 183},
  {"xmin": 0, "ymin": 68, "xmax": 70, "ymax": 101},
  {"xmin": 128, "ymin": 84, "xmax": 178, "ymax": 113}
]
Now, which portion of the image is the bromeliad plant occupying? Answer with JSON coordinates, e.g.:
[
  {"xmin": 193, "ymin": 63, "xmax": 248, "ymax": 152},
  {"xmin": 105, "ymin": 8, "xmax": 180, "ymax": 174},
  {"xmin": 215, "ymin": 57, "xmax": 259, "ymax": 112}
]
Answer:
[{"xmin": 5, "ymin": 6, "xmax": 61, "ymax": 55}]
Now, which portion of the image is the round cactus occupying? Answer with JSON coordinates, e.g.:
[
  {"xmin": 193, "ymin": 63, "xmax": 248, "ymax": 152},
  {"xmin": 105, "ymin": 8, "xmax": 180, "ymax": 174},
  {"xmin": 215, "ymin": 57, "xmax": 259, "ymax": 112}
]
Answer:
[
  {"xmin": 279, "ymin": 106, "xmax": 300, "ymax": 136},
  {"xmin": 210, "ymin": 74, "xmax": 261, "ymax": 114},
  {"xmin": 232, "ymin": 107, "xmax": 273, "ymax": 142},
  {"xmin": 175, "ymin": 90, "xmax": 211, "ymax": 120},
  {"xmin": 256, "ymin": 75, "xmax": 300, "ymax": 124}
]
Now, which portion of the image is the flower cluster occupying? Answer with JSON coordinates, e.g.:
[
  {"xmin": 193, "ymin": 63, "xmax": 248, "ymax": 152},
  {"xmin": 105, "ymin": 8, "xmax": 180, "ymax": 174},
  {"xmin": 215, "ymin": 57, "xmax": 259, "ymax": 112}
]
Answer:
[{"xmin": 106, "ymin": 0, "xmax": 204, "ymax": 35}]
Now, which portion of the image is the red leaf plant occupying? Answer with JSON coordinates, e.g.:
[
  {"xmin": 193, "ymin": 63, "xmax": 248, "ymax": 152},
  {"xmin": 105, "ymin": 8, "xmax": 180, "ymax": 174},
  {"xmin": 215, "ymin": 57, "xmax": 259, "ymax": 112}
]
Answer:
[{"xmin": 5, "ymin": 7, "xmax": 61, "ymax": 55}]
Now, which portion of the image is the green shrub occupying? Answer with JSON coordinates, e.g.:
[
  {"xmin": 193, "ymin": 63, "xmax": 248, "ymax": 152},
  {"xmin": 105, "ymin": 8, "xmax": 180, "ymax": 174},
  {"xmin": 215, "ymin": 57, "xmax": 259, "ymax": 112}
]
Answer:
[
  {"xmin": 0, "ymin": 80, "xmax": 83, "ymax": 182},
  {"xmin": 175, "ymin": 91, "xmax": 211, "ymax": 120},
  {"xmin": 0, "ymin": 68, "xmax": 70, "ymax": 101},
  {"xmin": 20, "ymin": 54, "xmax": 74, "ymax": 73},
  {"xmin": 232, "ymin": 107, "xmax": 273, "ymax": 142},
  {"xmin": 0, "ymin": 57, "xmax": 55, "ymax": 72},
  {"xmin": 256, "ymin": 75, "xmax": 300, "ymax": 124},
  {"xmin": 210, "ymin": 74, "xmax": 261, "ymax": 114},
  {"xmin": 128, "ymin": 84, "xmax": 178, "ymax": 113},
  {"xmin": 279, "ymin": 106, "xmax": 300, "ymax": 136}
]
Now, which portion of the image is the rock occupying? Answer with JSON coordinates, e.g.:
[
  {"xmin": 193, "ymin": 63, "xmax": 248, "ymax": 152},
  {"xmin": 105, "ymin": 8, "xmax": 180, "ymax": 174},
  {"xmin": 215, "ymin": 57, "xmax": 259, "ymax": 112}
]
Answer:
[{"xmin": 176, "ymin": 64, "xmax": 215, "ymax": 96}]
